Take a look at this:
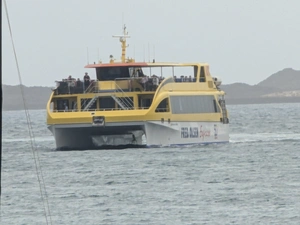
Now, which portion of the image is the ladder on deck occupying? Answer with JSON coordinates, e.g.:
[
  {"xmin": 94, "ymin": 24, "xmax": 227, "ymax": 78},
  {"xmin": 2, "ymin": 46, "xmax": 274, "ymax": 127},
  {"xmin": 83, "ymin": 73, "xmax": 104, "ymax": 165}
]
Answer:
[
  {"xmin": 112, "ymin": 81, "xmax": 134, "ymax": 110},
  {"xmin": 83, "ymin": 95, "xmax": 98, "ymax": 111},
  {"xmin": 111, "ymin": 95, "xmax": 133, "ymax": 110}
]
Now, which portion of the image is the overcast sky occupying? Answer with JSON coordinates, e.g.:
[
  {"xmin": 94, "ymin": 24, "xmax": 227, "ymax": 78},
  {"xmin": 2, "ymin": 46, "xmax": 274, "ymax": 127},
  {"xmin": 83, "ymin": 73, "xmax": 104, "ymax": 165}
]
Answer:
[{"xmin": 2, "ymin": 0, "xmax": 300, "ymax": 87}]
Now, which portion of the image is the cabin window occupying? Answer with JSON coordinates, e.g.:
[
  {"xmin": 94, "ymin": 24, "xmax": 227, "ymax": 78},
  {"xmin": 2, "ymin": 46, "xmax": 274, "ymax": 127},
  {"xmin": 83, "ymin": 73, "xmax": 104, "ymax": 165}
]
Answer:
[
  {"xmin": 99, "ymin": 97, "xmax": 115, "ymax": 110},
  {"xmin": 56, "ymin": 99, "xmax": 69, "ymax": 111},
  {"xmin": 155, "ymin": 98, "xmax": 170, "ymax": 112},
  {"xmin": 173, "ymin": 66, "xmax": 197, "ymax": 82},
  {"xmin": 138, "ymin": 96, "xmax": 152, "ymax": 109},
  {"xmin": 199, "ymin": 66, "xmax": 205, "ymax": 82},
  {"xmin": 96, "ymin": 67, "xmax": 130, "ymax": 81},
  {"xmin": 170, "ymin": 95, "xmax": 220, "ymax": 114}
]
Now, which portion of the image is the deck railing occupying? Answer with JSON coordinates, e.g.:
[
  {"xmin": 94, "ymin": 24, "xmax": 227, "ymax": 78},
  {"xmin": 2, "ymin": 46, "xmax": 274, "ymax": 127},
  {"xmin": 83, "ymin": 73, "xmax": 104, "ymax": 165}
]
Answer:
[{"xmin": 52, "ymin": 106, "xmax": 151, "ymax": 113}]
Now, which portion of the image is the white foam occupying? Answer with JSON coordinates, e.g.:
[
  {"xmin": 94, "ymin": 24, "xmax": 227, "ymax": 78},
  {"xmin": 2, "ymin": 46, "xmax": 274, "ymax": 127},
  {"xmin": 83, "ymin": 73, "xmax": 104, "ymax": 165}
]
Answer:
[{"xmin": 230, "ymin": 132, "xmax": 300, "ymax": 143}]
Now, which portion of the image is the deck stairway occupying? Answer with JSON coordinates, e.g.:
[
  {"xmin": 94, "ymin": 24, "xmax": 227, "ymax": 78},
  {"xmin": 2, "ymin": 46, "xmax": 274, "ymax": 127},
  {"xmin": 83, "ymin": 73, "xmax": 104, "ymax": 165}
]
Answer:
[
  {"xmin": 111, "ymin": 95, "xmax": 133, "ymax": 110},
  {"xmin": 76, "ymin": 81, "xmax": 134, "ymax": 111},
  {"xmin": 112, "ymin": 81, "xmax": 134, "ymax": 109},
  {"xmin": 83, "ymin": 96, "xmax": 99, "ymax": 111}
]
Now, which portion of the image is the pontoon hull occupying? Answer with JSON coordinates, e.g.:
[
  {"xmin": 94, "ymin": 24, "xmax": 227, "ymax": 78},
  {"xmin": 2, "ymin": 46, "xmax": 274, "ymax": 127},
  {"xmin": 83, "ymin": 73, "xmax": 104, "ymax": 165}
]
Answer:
[{"xmin": 48, "ymin": 121, "xmax": 229, "ymax": 150}]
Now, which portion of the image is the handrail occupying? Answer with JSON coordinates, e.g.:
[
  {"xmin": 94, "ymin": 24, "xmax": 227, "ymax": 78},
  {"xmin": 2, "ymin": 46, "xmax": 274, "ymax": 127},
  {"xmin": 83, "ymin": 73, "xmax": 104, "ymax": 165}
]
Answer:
[
  {"xmin": 84, "ymin": 80, "xmax": 98, "ymax": 93},
  {"xmin": 52, "ymin": 106, "xmax": 150, "ymax": 113},
  {"xmin": 114, "ymin": 79, "xmax": 134, "ymax": 108}
]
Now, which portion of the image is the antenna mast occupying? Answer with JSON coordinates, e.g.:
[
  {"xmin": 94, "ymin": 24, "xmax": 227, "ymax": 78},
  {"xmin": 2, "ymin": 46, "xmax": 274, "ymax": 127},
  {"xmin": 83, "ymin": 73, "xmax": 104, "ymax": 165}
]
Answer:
[{"xmin": 112, "ymin": 25, "xmax": 130, "ymax": 63}]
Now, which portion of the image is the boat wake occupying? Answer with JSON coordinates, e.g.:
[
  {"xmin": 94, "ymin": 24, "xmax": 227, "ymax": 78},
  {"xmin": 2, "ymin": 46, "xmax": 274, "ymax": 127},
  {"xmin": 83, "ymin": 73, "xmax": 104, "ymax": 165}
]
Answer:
[
  {"xmin": 230, "ymin": 132, "xmax": 300, "ymax": 144},
  {"xmin": 2, "ymin": 136, "xmax": 54, "ymax": 143}
]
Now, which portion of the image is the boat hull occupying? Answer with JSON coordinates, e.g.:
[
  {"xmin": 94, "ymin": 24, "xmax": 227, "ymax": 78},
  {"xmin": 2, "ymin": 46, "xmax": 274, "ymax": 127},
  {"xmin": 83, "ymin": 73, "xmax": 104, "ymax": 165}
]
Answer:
[
  {"xmin": 48, "ymin": 121, "xmax": 228, "ymax": 150},
  {"xmin": 144, "ymin": 121, "xmax": 229, "ymax": 147}
]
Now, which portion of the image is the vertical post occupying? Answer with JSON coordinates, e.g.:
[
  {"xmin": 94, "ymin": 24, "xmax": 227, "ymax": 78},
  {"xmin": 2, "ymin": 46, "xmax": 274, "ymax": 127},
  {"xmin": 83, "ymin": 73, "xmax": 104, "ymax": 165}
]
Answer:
[
  {"xmin": 143, "ymin": 45, "xmax": 145, "ymax": 62},
  {"xmin": 113, "ymin": 25, "xmax": 130, "ymax": 63},
  {"xmin": 86, "ymin": 47, "xmax": 89, "ymax": 64},
  {"xmin": 121, "ymin": 36, "xmax": 126, "ymax": 62},
  {"xmin": 148, "ymin": 42, "xmax": 150, "ymax": 62}
]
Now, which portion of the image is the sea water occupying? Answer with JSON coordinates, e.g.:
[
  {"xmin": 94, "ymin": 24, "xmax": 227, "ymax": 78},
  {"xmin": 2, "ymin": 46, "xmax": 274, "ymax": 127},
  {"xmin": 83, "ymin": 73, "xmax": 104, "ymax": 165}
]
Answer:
[{"xmin": 1, "ymin": 103, "xmax": 300, "ymax": 224}]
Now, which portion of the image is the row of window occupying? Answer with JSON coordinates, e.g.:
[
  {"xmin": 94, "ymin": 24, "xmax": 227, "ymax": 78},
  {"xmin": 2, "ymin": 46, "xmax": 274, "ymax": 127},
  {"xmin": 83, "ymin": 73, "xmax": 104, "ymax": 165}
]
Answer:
[
  {"xmin": 54, "ymin": 95, "xmax": 221, "ymax": 113},
  {"xmin": 155, "ymin": 95, "xmax": 220, "ymax": 114}
]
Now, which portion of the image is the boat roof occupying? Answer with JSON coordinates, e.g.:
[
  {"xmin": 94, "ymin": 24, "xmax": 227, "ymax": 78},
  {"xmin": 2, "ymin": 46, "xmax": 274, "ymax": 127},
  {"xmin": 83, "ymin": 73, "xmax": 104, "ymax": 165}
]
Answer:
[{"xmin": 85, "ymin": 62, "xmax": 209, "ymax": 68}]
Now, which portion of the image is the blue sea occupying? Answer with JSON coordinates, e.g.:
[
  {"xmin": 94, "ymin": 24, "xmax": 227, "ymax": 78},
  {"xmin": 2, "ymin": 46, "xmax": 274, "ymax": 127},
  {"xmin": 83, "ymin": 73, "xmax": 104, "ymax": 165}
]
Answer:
[{"xmin": 1, "ymin": 103, "xmax": 300, "ymax": 225}]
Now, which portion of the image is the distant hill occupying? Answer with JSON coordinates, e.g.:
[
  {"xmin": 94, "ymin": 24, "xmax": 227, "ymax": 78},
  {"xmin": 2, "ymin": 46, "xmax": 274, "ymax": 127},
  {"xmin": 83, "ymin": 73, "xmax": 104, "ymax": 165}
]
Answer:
[
  {"xmin": 257, "ymin": 68, "xmax": 300, "ymax": 91},
  {"xmin": 2, "ymin": 68, "xmax": 300, "ymax": 110},
  {"xmin": 221, "ymin": 83, "xmax": 281, "ymax": 98},
  {"xmin": 221, "ymin": 68, "xmax": 300, "ymax": 104}
]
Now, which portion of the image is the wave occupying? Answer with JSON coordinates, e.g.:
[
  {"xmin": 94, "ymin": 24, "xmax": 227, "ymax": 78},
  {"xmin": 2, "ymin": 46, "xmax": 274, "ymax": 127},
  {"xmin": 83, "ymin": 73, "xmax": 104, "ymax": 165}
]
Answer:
[
  {"xmin": 2, "ymin": 136, "xmax": 54, "ymax": 143},
  {"xmin": 230, "ymin": 132, "xmax": 300, "ymax": 143}
]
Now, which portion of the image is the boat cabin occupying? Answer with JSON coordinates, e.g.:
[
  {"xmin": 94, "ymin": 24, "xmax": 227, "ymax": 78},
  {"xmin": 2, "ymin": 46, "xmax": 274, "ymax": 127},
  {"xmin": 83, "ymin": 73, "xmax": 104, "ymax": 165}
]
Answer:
[{"xmin": 51, "ymin": 62, "xmax": 217, "ymax": 113}]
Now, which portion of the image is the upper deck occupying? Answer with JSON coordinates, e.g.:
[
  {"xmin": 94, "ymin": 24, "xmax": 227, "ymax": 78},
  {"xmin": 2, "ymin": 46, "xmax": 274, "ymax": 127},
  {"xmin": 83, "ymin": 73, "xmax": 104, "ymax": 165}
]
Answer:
[
  {"xmin": 53, "ymin": 61, "xmax": 215, "ymax": 96},
  {"xmin": 48, "ymin": 25, "xmax": 224, "ymax": 114},
  {"xmin": 53, "ymin": 25, "xmax": 215, "ymax": 96}
]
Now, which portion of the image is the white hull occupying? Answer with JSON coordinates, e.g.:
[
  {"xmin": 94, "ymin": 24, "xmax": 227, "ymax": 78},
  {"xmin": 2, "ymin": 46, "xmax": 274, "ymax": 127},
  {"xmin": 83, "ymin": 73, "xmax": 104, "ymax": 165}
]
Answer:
[
  {"xmin": 48, "ymin": 121, "xmax": 229, "ymax": 150},
  {"xmin": 144, "ymin": 121, "xmax": 229, "ymax": 146}
]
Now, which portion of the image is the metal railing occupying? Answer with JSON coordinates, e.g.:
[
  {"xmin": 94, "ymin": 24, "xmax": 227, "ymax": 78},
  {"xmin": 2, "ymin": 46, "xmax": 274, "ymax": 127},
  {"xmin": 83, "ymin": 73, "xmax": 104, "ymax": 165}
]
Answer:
[
  {"xmin": 52, "ymin": 106, "xmax": 150, "ymax": 113},
  {"xmin": 84, "ymin": 81, "xmax": 98, "ymax": 93},
  {"xmin": 113, "ymin": 79, "xmax": 134, "ymax": 109}
]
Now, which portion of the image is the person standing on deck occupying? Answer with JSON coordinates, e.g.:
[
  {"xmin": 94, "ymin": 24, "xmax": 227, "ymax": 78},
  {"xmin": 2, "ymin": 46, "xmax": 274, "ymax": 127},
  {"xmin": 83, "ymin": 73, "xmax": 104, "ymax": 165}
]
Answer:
[
  {"xmin": 83, "ymin": 72, "xmax": 90, "ymax": 90},
  {"xmin": 152, "ymin": 75, "xmax": 159, "ymax": 91}
]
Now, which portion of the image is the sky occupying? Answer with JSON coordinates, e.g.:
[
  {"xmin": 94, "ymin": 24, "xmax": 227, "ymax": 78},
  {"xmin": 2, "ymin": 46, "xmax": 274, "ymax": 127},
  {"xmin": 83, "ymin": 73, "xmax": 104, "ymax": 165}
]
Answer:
[{"xmin": 2, "ymin": 0, "xmax": 300, "ymax": 87}]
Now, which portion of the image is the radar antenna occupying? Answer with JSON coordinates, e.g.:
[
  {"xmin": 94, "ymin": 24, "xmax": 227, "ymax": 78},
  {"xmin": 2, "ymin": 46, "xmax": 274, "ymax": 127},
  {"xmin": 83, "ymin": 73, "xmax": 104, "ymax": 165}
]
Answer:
[{"xmin": 112, "ymin": 25, "xmax": 130, "ymax": 63}]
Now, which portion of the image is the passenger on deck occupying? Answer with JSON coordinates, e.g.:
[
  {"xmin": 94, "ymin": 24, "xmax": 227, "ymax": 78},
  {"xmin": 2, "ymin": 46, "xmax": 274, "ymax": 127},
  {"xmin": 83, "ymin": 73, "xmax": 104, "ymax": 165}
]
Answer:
[
  {"xmin": 83, "ymin": 72, "xmax": 90, "ymax": 90},
  {"xmin": 67, "ymin": 75, "xmax": 76, "ymax": 94},
  {"xmin": 64, "ymin": 103, "xmax": 68, "ymax": 112},
  {"xmin": 140, "ymin": 75, "xmax": 149, "ymax": 91},
  {"xmin": 74, "ymin": 78, "xmax": 83, "ymax": 93},
  {"xmin": 152, "ymin": 75, "xmax": 159, "ymax": 91},
  {"xmin": 180, "ymin": 75, "xmax": 184, "ymax": 82},
  {"xmin": 76, "ymin": 78, "xmax": 81, "ymax": 87},
  {"xmin": 137, "ymin": 68, "xmax": 144, "ymax": 77}
]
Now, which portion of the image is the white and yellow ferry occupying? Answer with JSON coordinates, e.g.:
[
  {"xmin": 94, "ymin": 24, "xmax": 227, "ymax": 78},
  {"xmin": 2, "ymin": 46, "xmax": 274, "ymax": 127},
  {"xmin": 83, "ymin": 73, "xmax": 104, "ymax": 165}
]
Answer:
[{"xmin": 47, "ymin": 26, "xmax": 229, "ymax": 149}]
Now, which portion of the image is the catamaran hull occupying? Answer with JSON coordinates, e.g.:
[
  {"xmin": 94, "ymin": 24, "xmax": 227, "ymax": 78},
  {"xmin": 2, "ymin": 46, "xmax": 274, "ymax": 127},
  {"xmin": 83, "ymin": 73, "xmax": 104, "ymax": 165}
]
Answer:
[
  {"xmin": 144, "ymin": 121, "xmax": 229, "ymax": 146},
  {"xmin": 48, "ymin": 123, "xmax": 145, "ymax": 150},
  {"xmin": 48, "ymin": 121, "xmax": 229, "ymax": 150}
]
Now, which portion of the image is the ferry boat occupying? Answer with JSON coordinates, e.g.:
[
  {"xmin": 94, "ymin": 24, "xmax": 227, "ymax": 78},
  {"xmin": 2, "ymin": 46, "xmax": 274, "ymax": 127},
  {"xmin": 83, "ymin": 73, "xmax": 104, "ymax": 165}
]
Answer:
[{"xmin": 46, "ymin": 26, "xmax": 229, "ymax": 150}]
